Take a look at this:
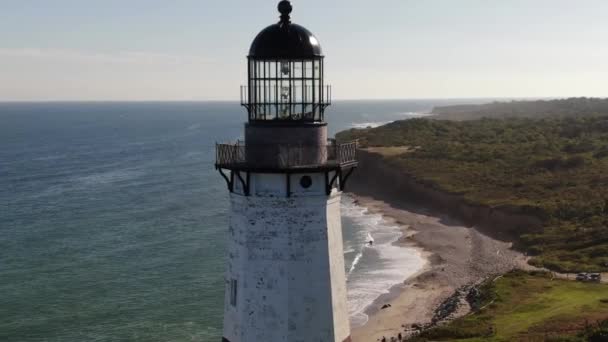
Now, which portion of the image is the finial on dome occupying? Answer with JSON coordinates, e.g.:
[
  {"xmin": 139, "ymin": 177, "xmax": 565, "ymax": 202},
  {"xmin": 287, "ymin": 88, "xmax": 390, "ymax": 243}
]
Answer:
[{"xmin": 278, "ymin": 0, "xmax": 292, "ymax": 24}]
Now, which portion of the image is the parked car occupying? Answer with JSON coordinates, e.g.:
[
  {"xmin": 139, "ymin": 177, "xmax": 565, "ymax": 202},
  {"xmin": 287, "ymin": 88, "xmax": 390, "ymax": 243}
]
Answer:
[
  {"xmin": 589, "ymin": 273, "xmax": 602, "ymax": 282},
  {"xmin": 575, "ymin": 273, "xmax": 601, "ymax": 282}
]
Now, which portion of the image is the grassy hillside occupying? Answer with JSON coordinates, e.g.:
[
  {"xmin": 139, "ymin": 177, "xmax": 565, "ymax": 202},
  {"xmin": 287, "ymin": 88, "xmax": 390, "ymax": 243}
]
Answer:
[
  {"xmin": 432, "ymin": 97, "xmax": 608, "ymax": 121},
  {"xmin": 411, "ymin": 271, "xmax": 608, "ymax": 341},
  {"xmin": 338, "ymin": 106, "xmax": 608, "ymax": 272}
]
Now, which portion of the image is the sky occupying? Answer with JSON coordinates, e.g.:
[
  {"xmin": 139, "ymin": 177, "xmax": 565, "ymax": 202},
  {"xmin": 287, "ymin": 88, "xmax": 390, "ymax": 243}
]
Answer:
[{"xmin": 1, "ymin": 0, "xmax": 607, "ymax": 101}]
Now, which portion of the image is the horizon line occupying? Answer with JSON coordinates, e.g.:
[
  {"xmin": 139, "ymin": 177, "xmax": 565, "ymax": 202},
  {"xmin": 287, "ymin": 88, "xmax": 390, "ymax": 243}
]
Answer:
[{"xmin": 0, "ymin": 96, "xmax": 600, "ymax": 104}]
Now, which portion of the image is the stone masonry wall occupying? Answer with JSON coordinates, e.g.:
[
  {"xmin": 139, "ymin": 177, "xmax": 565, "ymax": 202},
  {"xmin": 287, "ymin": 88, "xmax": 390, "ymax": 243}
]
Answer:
[{"xmin": 223, "ymin": 171, "xmax": 350, "ymax": 342}]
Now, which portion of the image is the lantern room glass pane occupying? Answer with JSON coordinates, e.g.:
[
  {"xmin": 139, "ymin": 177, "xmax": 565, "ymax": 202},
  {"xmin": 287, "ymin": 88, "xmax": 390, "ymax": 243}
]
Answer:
[
  {"xmin": 305, "ymin": 61, "xmax": 313, "ymax": 78},
  {"xmin": 292, "ymin": 61, "xmax": 302, "ymax": 78},
  {"xmin": 246, "ymin": 58, "xmax": 327, "ymax": 122},
  {"xmin": 268, "ymin": 61, "xmax": 276, "ymax": 78}
]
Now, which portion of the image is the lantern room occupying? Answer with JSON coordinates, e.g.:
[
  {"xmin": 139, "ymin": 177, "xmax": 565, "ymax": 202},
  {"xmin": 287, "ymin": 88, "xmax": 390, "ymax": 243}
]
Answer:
[
  {"xmin": 241, "ymin": 0, "xmax": 331, "ymax": 122},
  {"xmin": 216, "ymin": 0, "xmax": 357, "ymax": 178}
]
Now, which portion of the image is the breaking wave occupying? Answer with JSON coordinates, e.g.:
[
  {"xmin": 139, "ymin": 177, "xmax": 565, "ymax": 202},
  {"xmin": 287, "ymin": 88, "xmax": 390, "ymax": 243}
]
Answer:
[{"xmin": 341, "ymin": 195, "xmax": 426, "ymax": 328}]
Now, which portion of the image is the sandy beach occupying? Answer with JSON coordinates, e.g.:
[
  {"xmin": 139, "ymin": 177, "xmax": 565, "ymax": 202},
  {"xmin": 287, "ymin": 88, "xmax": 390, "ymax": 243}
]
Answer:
[{"xmin": 349, "ymin": 195, "xmax": 530, "ymax": 342}]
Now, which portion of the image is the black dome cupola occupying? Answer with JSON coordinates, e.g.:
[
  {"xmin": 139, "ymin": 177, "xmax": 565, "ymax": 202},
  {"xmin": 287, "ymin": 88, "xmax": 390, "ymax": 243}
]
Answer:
[
  {"xmin": 249, "ymin": 1, "xmax": 322, "ymax": 59},
  {"xmin": 248, "ymin": 23, "xmax": 322, "ymax": 59},
  {"xmin": 241, "ymin": 1, "xmax": 331, "ymax": 123}
]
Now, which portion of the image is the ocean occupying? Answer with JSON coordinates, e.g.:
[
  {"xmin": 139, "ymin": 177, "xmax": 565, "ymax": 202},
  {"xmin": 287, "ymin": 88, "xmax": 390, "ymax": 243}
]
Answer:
[{"xmin": 1, "ymin": 100, "xmax": 466, "ymax": 341}]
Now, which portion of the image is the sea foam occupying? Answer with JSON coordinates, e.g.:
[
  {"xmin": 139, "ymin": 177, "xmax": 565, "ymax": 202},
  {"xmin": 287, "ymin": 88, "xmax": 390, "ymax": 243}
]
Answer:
[
  {"xmin": 341, "ymin": 195, "xmax": 426, "ymax": 328},
  {"xmin": 349, "ymin": 111, "xmax": 432, "ymax": 129}
]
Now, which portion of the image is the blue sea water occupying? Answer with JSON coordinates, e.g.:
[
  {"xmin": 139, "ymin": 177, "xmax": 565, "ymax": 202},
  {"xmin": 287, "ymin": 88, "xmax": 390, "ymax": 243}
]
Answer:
[{"xmin": 1, "ymin": 100, "xmax": 468, "ymax": 341}]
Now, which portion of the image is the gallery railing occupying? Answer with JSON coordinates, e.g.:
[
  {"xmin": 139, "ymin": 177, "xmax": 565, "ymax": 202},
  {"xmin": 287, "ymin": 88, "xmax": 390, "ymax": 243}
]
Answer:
[{"xmin": 215, "ymin": 140, "xmax": 357, "ymax": 169}]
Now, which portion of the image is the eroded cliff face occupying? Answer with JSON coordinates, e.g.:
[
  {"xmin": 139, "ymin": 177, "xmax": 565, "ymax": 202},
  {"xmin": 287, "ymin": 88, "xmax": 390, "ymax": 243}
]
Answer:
[{"xmin": 348, "ymin": 150, "xmax": 544, "ymax": 247}]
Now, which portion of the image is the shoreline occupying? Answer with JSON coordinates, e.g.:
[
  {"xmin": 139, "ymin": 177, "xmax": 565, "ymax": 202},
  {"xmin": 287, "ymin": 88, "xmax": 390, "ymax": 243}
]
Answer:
[
  {"xmin": 343, "ymin": 195, "xmax": 428, "ymax": 329},
  {"xmin": 348, "ymin": 194, "xmax": 530, "ymax": 341}
]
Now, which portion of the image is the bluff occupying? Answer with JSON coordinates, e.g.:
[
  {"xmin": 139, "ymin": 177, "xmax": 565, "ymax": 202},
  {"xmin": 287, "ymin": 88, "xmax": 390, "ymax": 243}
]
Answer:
[
  {"xmin": 349, "ymin": 149, "xmax": 544, "ymax": 246},
  {"xmin": 338, "ymin": 98, "xmax": 608, "ymax": 272}
]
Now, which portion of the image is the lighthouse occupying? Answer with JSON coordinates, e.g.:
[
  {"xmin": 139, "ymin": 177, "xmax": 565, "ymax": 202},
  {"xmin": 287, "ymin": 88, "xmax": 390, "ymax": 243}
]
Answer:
[{"xmin": 215, "ymin": 1, "xmax": 357, "ymax": 341}]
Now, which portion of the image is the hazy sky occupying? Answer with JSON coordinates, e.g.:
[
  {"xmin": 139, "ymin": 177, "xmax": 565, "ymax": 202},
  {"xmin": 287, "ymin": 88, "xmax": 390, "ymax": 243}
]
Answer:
[{"xmin": 1, "ymin": 0, "xmax": 607, "ymax": 101}]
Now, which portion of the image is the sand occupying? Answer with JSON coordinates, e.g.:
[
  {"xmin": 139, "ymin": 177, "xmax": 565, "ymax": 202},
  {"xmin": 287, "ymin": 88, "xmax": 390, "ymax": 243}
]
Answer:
[{"xmin": 349, "ymin": 195, "xmax": 530, "ymax": 342}]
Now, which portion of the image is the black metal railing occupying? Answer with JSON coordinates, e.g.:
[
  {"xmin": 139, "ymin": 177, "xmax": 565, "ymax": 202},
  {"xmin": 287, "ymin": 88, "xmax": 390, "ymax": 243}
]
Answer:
[
  {"xmin": 335, "ymin": 141, "xmax": 357, "ymax": 164},
  {"xmin": 215, "ymin": 140, "xmax": 357, "ymax": 169}
]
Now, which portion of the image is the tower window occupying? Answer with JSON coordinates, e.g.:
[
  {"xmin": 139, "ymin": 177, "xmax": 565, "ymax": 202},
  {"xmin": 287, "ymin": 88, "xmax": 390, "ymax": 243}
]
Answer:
[
  {"xmin": 300, "ymin": 176, "xmax": 312, "ymax": 189},
  {"xmin": 230, "ymin": 279, "xmax": 237, "ymax": 306}
]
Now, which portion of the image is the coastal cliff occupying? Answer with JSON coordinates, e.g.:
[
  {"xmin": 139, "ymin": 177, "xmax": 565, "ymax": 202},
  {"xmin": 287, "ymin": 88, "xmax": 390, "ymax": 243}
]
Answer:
[
  {"xmin": 348, "ymin": 149, "xmax": 533, "ymax": 341},
  {"xmin": 349, "ymin": 149, "xmax": 544, "ymax": 248},
  {"xmin": 342, "ymin": 100, "xmax": 608, "ymax": 341},
  {"xmin": 338, "ymin": 110, "xmax": 608, "ymax": 272}
]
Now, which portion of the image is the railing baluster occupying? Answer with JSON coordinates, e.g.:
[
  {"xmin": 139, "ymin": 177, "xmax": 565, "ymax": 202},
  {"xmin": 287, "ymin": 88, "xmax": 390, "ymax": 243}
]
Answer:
[{"xmin": 215, "ymin": 140, "xmax": 357, "ymax": 167}]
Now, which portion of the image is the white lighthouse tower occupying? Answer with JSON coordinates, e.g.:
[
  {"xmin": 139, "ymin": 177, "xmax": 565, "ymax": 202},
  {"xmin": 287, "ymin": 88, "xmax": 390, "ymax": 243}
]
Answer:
[{"xmin": 215, "ymin": 2, "xmax": 358, "ymax": 341}]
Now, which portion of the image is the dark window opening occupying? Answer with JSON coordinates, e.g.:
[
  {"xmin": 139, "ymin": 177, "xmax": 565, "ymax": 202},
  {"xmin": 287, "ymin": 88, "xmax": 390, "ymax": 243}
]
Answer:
[
  {"xmin": 230, "ymin": 279, "xmax": 237, "ymax": 306},
  {"xmin": 300, "ymin": 175, "xmax": 312, "ymax": 189}
]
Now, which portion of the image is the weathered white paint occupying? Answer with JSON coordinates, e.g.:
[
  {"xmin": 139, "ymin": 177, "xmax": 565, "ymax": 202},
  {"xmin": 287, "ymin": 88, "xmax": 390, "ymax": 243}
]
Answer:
[{"xmin": 223, "ymin": 172, "xmax": 350, "ymax": 342}]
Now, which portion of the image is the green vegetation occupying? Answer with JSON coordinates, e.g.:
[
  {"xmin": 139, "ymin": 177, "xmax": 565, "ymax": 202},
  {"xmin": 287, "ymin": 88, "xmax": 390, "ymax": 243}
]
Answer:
[
  {"xmin": 432, "ymin": 97, "xmax": 608, "ymax": 121},
  {"xmin": 410, "ymin": 271, "xmax": 608, "ymax": 341},
  {"xmin": 337, "ymin": 98, "xmax": 608, "ymax": 272}
]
